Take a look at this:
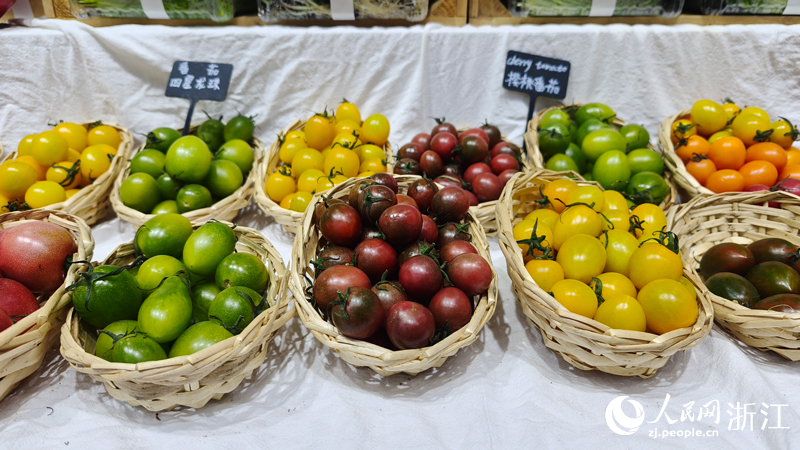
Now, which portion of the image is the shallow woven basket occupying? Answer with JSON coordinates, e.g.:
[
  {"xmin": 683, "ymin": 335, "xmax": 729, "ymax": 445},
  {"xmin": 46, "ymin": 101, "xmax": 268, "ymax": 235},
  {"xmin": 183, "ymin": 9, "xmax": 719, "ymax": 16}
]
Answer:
[
  {"xmin": 60, "ymin": 223, "xmax": 294, "ymax": 411},
  {"xmin": 110, "ymin": 126, "xmax": 264, "ymax": 227},
  {"xmin": 658, "ymin": 108, "xmax": 716, "ymax": 198},
  {"xmin": 289, "ymin": 174, "xmax": 498, "ymax": 376},
  {"xmin": 254, "ymin": 120, "xmax": 394, "ymax": 233},
  {"xmin": 668, "ymin": 190, "xmax": 800, "ymax": 360},
  {"xmin": 524, "ymin": 104, "xmax": 677, "ymax": 212},
  {"xmin": 0, "ymin": 210, "xmax": 94, "ymax": 401},
  {"xmin": 496, "ymin": 169, "xmax": 714, "ymax": 378},
  {"xmin": 1, "ymin": 122, "xmax": 133, "ymax": 225}
]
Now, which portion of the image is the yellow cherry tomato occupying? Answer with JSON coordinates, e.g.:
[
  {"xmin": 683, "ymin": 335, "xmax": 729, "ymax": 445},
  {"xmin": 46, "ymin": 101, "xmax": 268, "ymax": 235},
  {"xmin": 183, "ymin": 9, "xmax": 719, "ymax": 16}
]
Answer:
[
  {"xmin": 602, "ymin": 190, "xmax": 628, "ymax": 212},
  {"xmin": 291, "ymin": 148, "xmax": 324, "ymax": 176},
  {"xmin": 541, "ymin": 178, "xmax": 578, "ymax": 213},
  {"xmin": 556, "ymin": 234, "xmax": 606, "ymax": 284},
  {"xmin": 14, "ymin": 155, "xmax": 47, "ymax": 181},
  {"xmin": 524, "ymin": 208, "xmax": 559, "ymax": 230},
  {"xmin": 316, "ymin": 173, "xmax": 349, "ymax": 191},
  {"xmin": 769, "ymin": 119, "xmax": 799, "ymax": 149},
  {"xmin": 551, "ymin": 279, "xmax": 599, "ymax": 318},
  {"xmin": 513, "ymin": 219, "xmax": 554, "ymax": 261},
  {"xmin": 691, "ymin": 99, "xmax": 727, "ymax": 137},
  {"xmin": 79, "ymin": 146, "xmax": 112, "ymax": 181},
  {"xmin": 680, "ymin": 277, "xmax": 697, "ymax": 302},
  {"xmin": 285, "ymin": 130, "xmax": 306, "ymax": 141},
  {"xmin": 630, "ymin": 203, "xmax": 667, "ymax": 240},
  {"xmin": 25, "ymin": 180, "xmax": 66, "ymax": 209},
  {"xmin": 266, "ymin": 166, "xmax": 296, "ymax": 202},
  {"xmin": 65, "ymin": 189, "xmax": 81, "ymax": 199},
  {"xmin": 360, "ymin": 114, "xmax": 390, "ymax": 146},
  {"xmin": 358, "ymin": 144, "xmax": 386, "ymax": 162},
  {"xmin": 324, "ymin": 148, "xmax": 360, "ymax": 178},
  {"xmin": 31, "ymin": 131, "xmax": 69, "ymax": 166},
  {"xmin": 670, "ymin": 119, "xmax": 696, "ymax": 145},
  {"xmin": 280, "ymin": 193, "xmax": 295, "ymax": 209},
  {"xmin": 296, "ymin": 168, "xmax": 326, "ymax": 193},
  {"xmin": 628, "ymin": 242, "xmax": 683, "ymax": 290},
  {"xmin": 332, "ymin": 132, "xmax": 362, "ymax": 149},
  {"xmin": 552, "ymin": 204, "xmax": 602, "ymax": 250},
  {"xmin": 0, "ymin": 192, "xmax": 8, "ymax": 211},
  {"xmin": 525, "ymin": 259, "xmax": 564, "ymax": 292},
  {"xmin": 602, "ymin": 209, "xmax": 629, "ymax": 232},
  {"xmin": 279, "ymin": 138, "xmax": 307, "ymax": 164},
  {"xmin": 336, "ymin": 101, "xmax": 362, "ymax": 124},
  {"xmin": 357, "ymin": 171, "xmax": 374, "ymax": 178},
  {"xmin": 360, "ymin": 158, "xmax": 386, "ymax": 174},
  {"xmin": 566, "ymin": 185, "xmax": 605, "ymax": 212},
  {"xmin": 87, "ymin": 125, "xmax": 121, "ymax": 148},
  {"xmin": 17, "ymin": 134, "xmax": 36, "ymax": 156},
  {"xmin": 721, "ymin": 102, "xmax": 741, "ymax": 123},
  {"xmin": 708, "ymin": 128, "xmax": 733, "ymax": 144},
  {"xmin": 320, "ymin": 145, "xmax": 333, "ymax": 162},
  {"xmin": 91, "ymin": 143, "xmax": 117, "ymax": 156},
  {"xmin": 53, "ymin": 122, "xmax": 88, "ymax": 151},
  {"xmin": 46, "ymin": 161, "xmax": 83, "ymax": 190},
  {"xmin": 740, "ymin": 106, "xmax": 769, "ymax": 122},
  {"xmin": 731, "ymin": 113, "xmax": 770, "ymax": 147},
  {"xmin": 595, "ymin": 272, "xmax": 637, "ymax": 299},
  {"xmin": 335, "ymin": 119, "xmax": 361, "ymax": 137},
  {"xmin": 304, "ymin": 113, "xmax": 336, "ymax": 151},
  {"xmin": 0, "ymin": 161, "xmax": 37, "ymax": 199},
  {"xmin": 289, "ymin": 191, "xmax": 313, "ymax": 212},
  {"xmin": 593, "ymin": 294, "xmax": 646, "ymax": 332},
  {"xmin": 67, "ymin": 148, "xmax": 82, "ymax": 163},
  {"xmin": 638, "ymin": 279, "xmax": 698, "ymax": 334},
  {"xmin": 598, "ymin": 230, "xmax": 640, "ymax": 277}
]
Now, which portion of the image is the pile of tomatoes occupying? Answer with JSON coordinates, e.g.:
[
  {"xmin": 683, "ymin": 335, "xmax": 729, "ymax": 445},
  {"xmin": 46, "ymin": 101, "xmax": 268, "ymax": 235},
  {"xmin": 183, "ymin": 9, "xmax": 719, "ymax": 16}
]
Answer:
[
  {"xmin": 700, "ymin": 238, "xmax": 800, "ymax": 313},
  {"xmin": 309, "ymin": 174, "xmax": 492, "ymax": 350},
  {"xmin": 0, "ymin": 122, "xmax": 121, "ymax": 211},
  {"xmin": 72, "ymin": 214, "xmax": 271, "ymax": 363},
  {"xmin": 0, "ymin": 221, "xmax": 77, "ymax": 332},
  {"xmin": 672, "ymin": 99, "xmax": 799, "ymax": 193},
  {"xmin": 119, "ymin": 114, "xmax": 255, "ymax": 216},
  {"xmin": 266, "ymin": 100, "xmax": 391, "ymax": 213},
  {"xmin": 537, "ymin": 103, "xmax": 669, "ymax": 206},
  {"xmin": 393, "ymin": 119, "xmax": 520, "ymax": 204},
  {"xmin": 515, "ymin": 178, "xmax": 697, "ymax": 334}
]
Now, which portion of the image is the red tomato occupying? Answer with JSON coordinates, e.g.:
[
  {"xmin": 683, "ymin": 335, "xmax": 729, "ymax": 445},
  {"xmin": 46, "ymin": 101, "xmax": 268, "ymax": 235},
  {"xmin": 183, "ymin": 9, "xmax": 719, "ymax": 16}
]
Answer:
[
  {"xmin": 429, "ymin": 287, "xmax": 472, "ymax": 330},
  {"xmin": 446, "ymin": 253, "xmax": 492, "ymax": 297},
  {"xmin": 0, "ymin": 278, "xmax": 40, "ymax": 318},
  {"xmin": 386, "ymin": 301, "xmax": 435, "ymax": 349},
  {"xmin": 0, "ymin": 222, "xmax": 76, "ymax": 293}
]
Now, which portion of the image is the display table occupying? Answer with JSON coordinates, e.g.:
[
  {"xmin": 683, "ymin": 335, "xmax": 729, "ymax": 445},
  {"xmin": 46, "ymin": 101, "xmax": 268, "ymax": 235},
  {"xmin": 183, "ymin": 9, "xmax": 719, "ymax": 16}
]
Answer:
[{"xmin": 1, "ymin": 21, "xmax": 799, "ymax": 449}]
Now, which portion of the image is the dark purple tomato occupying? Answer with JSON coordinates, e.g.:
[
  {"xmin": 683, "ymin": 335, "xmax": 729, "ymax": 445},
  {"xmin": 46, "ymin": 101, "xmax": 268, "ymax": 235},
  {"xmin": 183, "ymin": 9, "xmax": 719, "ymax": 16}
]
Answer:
[
  {"xmin": 393, "ymin": 158, "xmax": 421, "ymax": 175},
  {"xmin": 420, "ymin": 215, "xmax": 438, "ymax": 244},
  {"xmin": 429, "ymin": 287, "xmax": 473, "ymax": 330},
  {"xmin": 348, "ymin": 179, "xmax": 372, "ymax": 209},
  {"xmin": 361, "ymin": 227, "xmax": 384, "ymax": 241},
  {"xmin": 491, "ymin": 154, "xmax": 520, "ymax": 174},
  {"xmin": 430, "ymin": 132, "xmax": 458, "ymax": 163},
  {"xmin": 420, "ymin": 150, "xmax": 444, "ymax": 178},
  {"xmin": 398, "ymin": 241, "xmax": 439, "ymax": 267},
  {"xmin": 314, "ymin": 265, "xmax": 371, "ymax": 314},
  {"xmin": 747, "ymin": 238, "xmax": 799, "ymax": 265},
  {"xmin": 498, "ymin": 169, "xmax": 517, "ymax": 186},
  {"xmin": 398, "ymin": 143, "xmax": 425, "ymax": 162},
  {"xmin": 464, "ymin": 162, "xmax": 493, "ymax": 184},
  {"xmin": 443, "ymin": 164, "xmax": 461, "ymax": 177},
  {"xmin": 430, "ymin": 187, "xmax": 470, "ymax": 223},
  {"xmin": 386, "ymin": 301, "xmax": 436, "ymax": 349},
  {"xmin": 379, "ymin": 204, "xmax": 422, "ymax": 248},
  {"xmin": 746, "ymin": 262, "xmax": 800, "ymax": 298},
  {"xmin": 370, "ymin": 173, "xmax": 399, "ymax": 193},
  {"xmin": 431, "ymin": 119, "xmax": 458, "ymax": 139},
  {"xmin": 399, "ymin": 255, "xmax": 443, "ymax": 302},
  {"xmin": 437, "ymin": 222, "xmax": 472, "ymax": 249},
  {"xmin": 472, "ymin": 173, "xmax": 503, "ymax": 202},
  {"xmin": 700, "ymin": 243, "xmax": 755, "ymax": 278},
  {"xmin": 704, "ymin": 272, "xmax": 760, "ymax": 307},
  {"xmin": 407, "ymin": 177, "xmax": 439, "ymax": 214},
  {"xmin": 439, "ymin": 240, "xmax": 478, "ymax": 263},
  {"xmin": 459, "ymin": 128, "xmax": 489, "ymax": 144},
  {"xmin": 396, "ymin": 194, "xmax": 419, "ymax": 209},
  {"xmin": 411, "ymin": 133, "xmax": 432, "ymax": 150},
  {"xmin": 364, "ymin": 327, "xmax": 396, "ymax": 350},
  {"xmin": 491, "ymin": 141, "xmax": 521, "ymax": 159},
  {"xmin": 354, "ymin": 239, "xmax": 398, "ymax": 284},
  {"xmin": 318, "ymin": 203, "xmax": 363, "ymax": 248},
  {"xmin": 464, "ymin": 190, "xmax": 479, "ymax": 206},
  {"xmin": 372, "ymin": 280, "xmax": 409, "ymax": 317},
  {"xmin": 752, "ymin": 293, "xmax": 800, "ymax": 313},
  {"xmin": 433, "ymin": 175, "xmax": 463, "ymax": 190},
  {"xmin": 480, "ymin": 122, "xmax": 502, "ymax": 149},
  {"xmin": 314, "ymin": 197, "xmax": 346, "ymax": 226},
  {"xmin": 359, "ymin": 184, "xmax": 397, "ymax": 225},
  {"xmin": 330, "ymin": 287, "xmax": 385, "ymax": 339},
  {"xmin": 456, "ymin": 135, "xmax": 489, "ymax": 165},
  {"xmin": 313, "ymin": 245, "xmax": 353, "ymax": 276},
  {"xmin": 447, "ymin": 253, "xmax": 492, "ymax": 297}
]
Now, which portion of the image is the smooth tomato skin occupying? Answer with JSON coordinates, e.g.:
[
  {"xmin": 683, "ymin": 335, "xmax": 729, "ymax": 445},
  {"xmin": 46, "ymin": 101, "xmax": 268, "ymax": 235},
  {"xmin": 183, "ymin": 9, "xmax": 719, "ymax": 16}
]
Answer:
[
  {"xmin": 0, "ymin": 278, "xmax": 39, "ymax": 318},
  {"xmin": 208, "ymin": 286, "xmax": 262, "ymax": 335},
  {"xmin": 628, "ymin": 242, "xmax": 683, "ymax": 290},
  {"xmin": 183, "ymin": 222, "xmax": 236, "ymax": 277},
  {"xmin": 472, "ymin": 173, "xmax": 503, "ymax": 202},
  {"xmin": 459, "ymin": 128, "xmax": 489, "ymax": 144},
  {"xmin": 0, "ymin": 308, "xmax": 15, "ymax": 332},
  {"xmin": 111, "ymin": 334, "xmax": 167, "ymax": 364},
  {"xmin": 498, "ymin": 169, "xmax": 517, "ymax": 187},
  {"xmin": 440, "ymin": 240, "xmax": 478, "ymax": 263},
  {"xmin": 412, "ymin": 133, "xmax": 432, "ymax": 150},
  {"xmin": 464, "ymin": 163, "xmax": 493, "ymax": 184},
  {"xmin": 379, "ymin": 204, "xmax": 422, "ymax": 248},
  {"xmin": 370, "ymin": 173, "xmax": 399, "ymax": 193},
  {"xmin": 314, "ymin": 265, "xmax": 371, "ymax": 313},
  {"xmin": 593, "ymin": 294, "xmax": 646, "ymax": 332},
  {"xmin": 430, "ymin": 132, "xmax": 458, "ymax": 162},
  {"xmin": 386, "ymin": 301, "xmax": 436, "ymax": 349},
  {"xmin": 313, "ymin": 245, "xmax": 353, "ymax": 276},
  {"xmin": 407, "ymin": 178, "xmax": 439, "ymax": 214},
  {"xmin": 556, "ymin": 234, "xmax": 606, "ymax": 283},
  {"xmin": 169, "ymin": 321, "xmax": 233, "ymax": 358},
  {"xmin": 396, "ymin": 194, "xmax": 419, "ymax": 209},
  {"xmin": 372, "ymin": 281, "xmax": 408, "ymax": 319},
  {"xmin": 0, "ymin": 222, "xmax": 76, "ymax": 293},
  {"xmin": 464, "ymin": 190, "xmax": 480, "ymax": 206},
  {"xmin": 430, "ymin": 187, "xmax": 470, "ymax": 223},
  {"xmin": 431, "ymin": 121, "xmax": 458, "ymax": 139},
  {"xmin": 447, "ymin": 253, "xmax": 492, "ymax": 297},
  {"xmin": 437, "ymin": 222, "xmax": 471, "ymax": 250},
  {"xmin": 359, "ymin": 184, "xmax": 398, "ymax": 225},
  {"xmin": 700, "ymin": 242, "xmax": 755, "ymax": 278},
  {"xmin": 354, "ymin": 239, "xmax": 398, "ymax": 284},
  {"xmin": 434, "ymin": 175, "xmax": 463, "ymax": 190},
  {"xmin": 491, "ymin": 141, "xmax": 521, "ymax": 159},
  {"xmin": 331, "ymin": 286, "xmax": 385, "ymax": 339},
  {"xmin": 429, "ymin": 287, "xmax": 472, "ymax": 330},
  {"xmin": 399, "ymin": 255, "xmax": 443, "ymax": 302},
  {"xmin": 457, "ymin": 135, "xmax": 489, "ymax": 165},
  {"xmin": 420, "ymin": 215, "xmax": 439, "ymax": 244},
  {"xmin": 747, "ymin": 238, "xmax": 798, "ymax": 265},
  {"xmin": 319, "ymin": 203, "xmax": 363, "ymax": 248},
  {"xmin": 638, "ymin": 279, "xmax": 698, "ymax": 334},
  {"xmin": 491, "ymin": 154, "xmax": 520, "ymax": 174},
  {"xmin": 138, "ymin": 276, "xmax": 193, "ymax": 344},
  {"xmin": 135, "ymin": 213, "xmax": 193, "ymax": 259},
  {"xmin": 746, "ymin": 261, "xmax": 800, "ymax": 298},
  {"xmin": 73, "ymin": 265, "xmax": 142, "ymax": 329},
  {"xmin": 420, "ymin": 150, "xmax": 444, "ymax": 178}
]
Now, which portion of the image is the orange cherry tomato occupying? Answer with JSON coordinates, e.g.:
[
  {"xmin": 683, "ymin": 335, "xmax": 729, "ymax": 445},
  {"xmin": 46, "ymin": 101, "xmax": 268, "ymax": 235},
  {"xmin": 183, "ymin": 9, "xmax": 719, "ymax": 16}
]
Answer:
[
  {"xmin": 779, "ymin": 165, "xmax": 800, "ymax": 181},
  {"xmin": 785, "ymin": 148, "xmax": 800, "ymax": 167},
  {"xmin": 685, "ymin": 155, "xmax": 717, "ymax": 186},
  {"xmin": 709, "ymin": 136, "xmax": 746, "ymax": 170},
  {"xmin": 541, "ymin": 179, "xmax": 578, "ymax": 213},
  {"xmin": 705, "ymin": 169, "xmax": 745, "ymax": 193},
  {"xmin": 675, "ymin": 135, "xmax": 710, "ymax": 162},
  {"xmin": 745, "ymin": 142, "xmax": 787, "ymax": 172},
  {"xmin": 738, "ymin": 160, "xmax": 778, "ymax": 188}
]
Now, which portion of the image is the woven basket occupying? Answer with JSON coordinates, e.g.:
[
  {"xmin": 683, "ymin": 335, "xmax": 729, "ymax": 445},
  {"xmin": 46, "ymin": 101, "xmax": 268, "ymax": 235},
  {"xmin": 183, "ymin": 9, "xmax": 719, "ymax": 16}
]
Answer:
[
  {"xmin": 0, "ymin": 210, "xmax": 94, "ymax": 401},
  {"xmin": 59, "ymin": 223, "xmax": 294, "ymax": 411},
  {"xmin": 110, "ymin": 126, "xmax": 264, "ymax": 227},
  {"xmin": 289, "ymin": 174, "xmax": 498, "ymax": 376},
  {"xmin": 0, "ymin": 122, "xmax": 133, "ymax": 225},
  {"xmin": 496, "ymin": 169, "xmax": 714, "ymax": 378},
  {"xmin": 658, "ymin": 108, "xmax": 716, "ymax": 198},
  {"xmin": 254, "ymin": 120, "xmax": 394, "ymax": 233},
  {"xmin": 668, "ymin": 191, "xmax": 800, "ymax": 360},
  {"xmin": 524, "ymin": 104, "xmax": 677, "ymax": 212}
]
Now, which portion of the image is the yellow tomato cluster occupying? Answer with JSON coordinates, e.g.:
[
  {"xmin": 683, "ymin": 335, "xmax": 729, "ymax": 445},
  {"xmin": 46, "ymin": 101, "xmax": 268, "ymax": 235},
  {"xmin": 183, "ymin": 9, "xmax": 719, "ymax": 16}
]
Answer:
[
  {"xmin": 265, "ymin": 100, "xmax": 391, "ymax": 213},
  {"xmin": 0, "ymin": 123, "xmax": 120, "ymax": 210},
  {"xmin": 514, "ymin": 178, "xmax": 698, "ymax": 335}
]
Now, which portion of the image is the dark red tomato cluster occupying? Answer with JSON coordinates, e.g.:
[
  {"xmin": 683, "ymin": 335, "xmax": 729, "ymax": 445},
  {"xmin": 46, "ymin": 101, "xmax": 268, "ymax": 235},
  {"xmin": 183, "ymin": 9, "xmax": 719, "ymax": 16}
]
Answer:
[
  {"xmin": 311, "ymin": 173, "xmax": 493, "ymax": 350},
  {"xmin": 700, "ymin": 238, "xmax": 800, "ymax": 312},
  {"xmin": 0, "ymin": 222, "xmax": 77, "ymax": 332},
  {"xmin": 394, "ymin": 119, "xmax": 522, "ymax": 204}
]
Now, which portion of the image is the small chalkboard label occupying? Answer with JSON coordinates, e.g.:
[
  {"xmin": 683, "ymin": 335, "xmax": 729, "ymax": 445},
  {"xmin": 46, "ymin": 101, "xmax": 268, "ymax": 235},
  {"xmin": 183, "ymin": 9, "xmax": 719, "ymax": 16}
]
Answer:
[
  {"xmin": 165, "ymin": 61, "xmax": 233, "ymax": 135},
  {"xmin": 503, "ymin": 51, "xmax": 570, "ymax": 125}
]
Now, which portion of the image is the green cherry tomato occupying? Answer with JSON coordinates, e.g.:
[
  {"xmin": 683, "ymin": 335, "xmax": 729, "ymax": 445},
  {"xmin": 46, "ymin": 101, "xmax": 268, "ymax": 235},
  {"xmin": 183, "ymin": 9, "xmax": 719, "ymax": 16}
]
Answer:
[
  {"xmin": 95, "ymin": 320, "xmax": 139, "ymax": 361},
  {"xmin": 168, "ymin": 321, "xmax": 233, "ymax": 358},
  {"xmin": 191, "ymin": 280, "xmax": 220, "ymax": 324},
  {"xmin": 165, "ymin": 136, "xmax": 213, "ymax": 183},
  {"xmin": 582, "ymin": 129, "xmax": 627, "ymax": 162},
  {"xmin": 619, "ymin": 124, "xmax": 651, "ymax": 152},
  {"xmin": 216, "ymin": 139, "xmax": 254, "ymax": 174},
  {"xmin": 136, "ymin": 213, "xmax": 193, "ymax": 259},
  {"xmin": 626, "ymin": 171, "xmax": 668, "ymax": 205},
  {"xmin": 137, "ymin": 276, "xmax": 193, "ymax": 344},
  {"xmin": 146, "ymin": 127, "xmax": 181, "ymax": 153},
  {"xmin": 538, "ymin": 108, "xmax": 574, "ymax": 130},
  {"xmin": 224, "ymin": 114, "xmax": 255, "ymax": 143},
  {"xmin": 111, "ymin": 333, "xmax": 167, "ymax": 364},
  {"xmin": 208, "ymin": 287, "xmax": 262, "ymax": 335},
  {"xmin": 176, "ymin": 184, "xmax": 213, "ymax": 213},
  {"xmin": 120, "ymin": 173, "xmax": 161, "ymax": 214},
  {"xmin": 627, "ymin": 149, "xmax": 665, "ymax": 175},
  {"xmin": 197, "ymin": 117, "xmax": 226, "ymax": 153},
  {"xmin": 151, "ymin": 200, "xmax": 179, "ymax": 215},
  {"xmin": 538, "ymin": 122, "xmax": 572, "ymax": 158},
  {"xmin": 136, "ymin": 255, "xmax": 189, "ymax": 296},
  {"xmin": 129, "ymin": 149, "xmax": 166, "ymax": 180},
  {"xmin": 203, "ymin": 160, "xmax": 243, "ymax": 198},
  {"xmin": 183, "ymin": 222, "xmax": 237, "ymax": 276},
  {"xmin": 215, "ymin": 253, "xmax": 269, "ymax": 292},
  {"xmin": 573, "ymin": 119, "xmax": 610, "ymax": 147},
  {"xmin": 575, "ymin": 103, "xmax": 616, "ymax": 125},
  {"xmin": 545, "ymin": 154, "xmax": 579, "ymax": 173},
  {"xmin": 72, "ymin": 265, "xmax": 143, "ymax": 329},
  {"xmin": 564, "ymin": 143, "xmax": 587, "ymax": 173},
  {"xmin": 156, "ymin": 173, "xmax": 182, "ymax": 200},
  {"xmin": 592, "ymin": 150, "xmax": 631, "ymax": 191}
]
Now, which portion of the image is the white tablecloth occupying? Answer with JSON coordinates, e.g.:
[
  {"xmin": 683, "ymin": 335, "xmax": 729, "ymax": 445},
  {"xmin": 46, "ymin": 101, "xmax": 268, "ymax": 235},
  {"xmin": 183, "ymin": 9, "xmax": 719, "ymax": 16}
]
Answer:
[{"xmin": 1, "ymin": 21, "xmax": 799, "ymax": 450}]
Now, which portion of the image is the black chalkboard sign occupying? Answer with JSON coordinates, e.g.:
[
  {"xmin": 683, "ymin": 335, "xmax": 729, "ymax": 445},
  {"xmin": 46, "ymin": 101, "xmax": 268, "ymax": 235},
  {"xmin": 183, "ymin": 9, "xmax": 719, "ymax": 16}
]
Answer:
[
  {"xmin": 165, "ymin": 61, "xmax": 234, "ymax": 135},
  {"xmin": 503, "ymin": 51, "xmax": 570, "ymax": 125}
]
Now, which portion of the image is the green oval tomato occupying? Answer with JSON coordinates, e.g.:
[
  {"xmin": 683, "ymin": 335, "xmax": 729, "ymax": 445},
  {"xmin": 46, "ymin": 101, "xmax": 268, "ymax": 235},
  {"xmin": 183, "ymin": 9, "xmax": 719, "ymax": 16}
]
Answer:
[
  {"xmin": 538, "ymin": 122, "xmax": 572, "ymax": 158},
  {"xmin": 216, "ymin": 139, "xmax": 254, "ymax": 174},
  {"xmin": 95, "ymin": 320, "xmax": 138, "ymax": 361},
  {"xmin": 619, "ymin": 124, "xmax": 651, "ymax": 152},
  {"xmin": 545, "ymin": 154, "xmax": 579, "ymax": 173},
  {"xmin": 111, "ymin": 333, "xmax": 167, "ymax": 363},
  {"xmin": 592, "ymin": 150, "xmax": 631, "ymax": 191},
  {"xmin": 129, "ymin": 149, "xmax": 166, "ymax": 180},
  {"xmin": 191, "ymin": 280, "xmax": 220, "ymax": 324},
  {"xmin": 563, "ymin": 143, "xmax": 586, "ymax": 173},
  {"xmin": 183, "ymin": 222, "xmax": 236, "ymax": 276},
  {"xmin": 136, "ymin": 255, "xmax": 189, "ymax": 296},
  {"xmin": 626, "ymin": 171, "xmax": 668, "ymax": 205},
  {"xmin": 176, "ymin": 184, "xmax": 213, "ymax": 213},
  {"xmin": 136, "ymin": 213, "xmax": 193, "ymax": 259},
  {"xmin": 165, "ymin": 136, "xmax": 212, "ymax": 183},
  {"xmin": 120, "ymin": 173, "xmax": 161, "ymax": 214},
  {"xmin": 156, "ymin": 173, "xmax": 182, "ymax": 200},
  {"xmin": 215, "ymin": 253, "xmax": 269, "ymax": 292},
  {"xmin": 575, "ymin": 103, "xmax": 616, "ymax": 125},
  {"xmin": 203, "ymin": 160, "xmax": 243, "ymax": 198},
  {"xmin": 208, "ymin": 287, "xmax": 262, "ymax": 335},
  {"xmin": 72, "ymin": 265, "xmax": 143, "ymax": 329},
  {"xmin": 197, "ymin": 117, "xmax": 225, "ymax": 153},
  {"xmin": 146, "ymin": 128, "xmax": 182, "ymax": 153},
  {"xmin": 168, "ymin": 321, "xmax": 233, "ymax": 358},
  {"xmin": 746, "ymin": 262, "xmax": 800, "ymax": 299},
  {"xmin": 573, "ymin": 119, "xmax": 610, "ymax": 147},
  {"xmin": 224, "ymin": 115, "xmax": 255, "ymax": 143},
  {"xmin": 627, "ymin": 149, "xmax": 664, "ymax": 175},
  {"xmin": 705, "ymin": 272, "xmax": 760, "ymax": 307},
  {"xmin": 538, "ymin": 108, "xmax": 574, "ymax": 130},
  {"xmin": 137, "ymin": 276, "xmax": 193, "ymax": 343},
  {"xmin": 581, "ymin": 129, "xmax": 627, "ymax": 162},
  {"xmin": 151, "ymin": 200, "xmax": 179, "ymax": 215}
]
